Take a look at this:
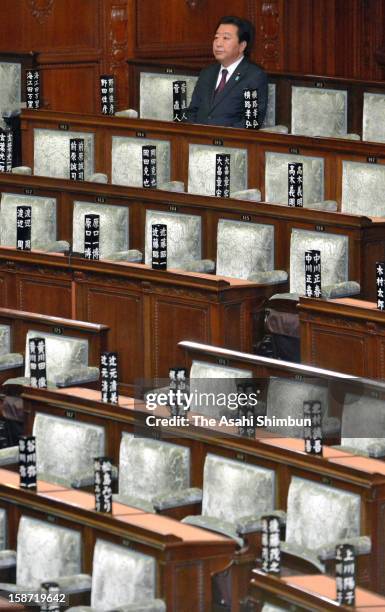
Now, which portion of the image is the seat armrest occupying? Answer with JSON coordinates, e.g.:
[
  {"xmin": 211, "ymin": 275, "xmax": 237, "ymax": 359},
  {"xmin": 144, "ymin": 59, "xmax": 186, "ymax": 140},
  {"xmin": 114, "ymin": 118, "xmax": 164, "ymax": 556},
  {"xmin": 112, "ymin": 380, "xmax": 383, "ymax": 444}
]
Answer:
[
  {"xmin": 323, "ymin": 416, "xmax": 340, "ymax": 436},
  {"xmin": 317, "ymin": 535, "xmax": 371, "ymax": 560},
  {"xmin": 0, "ymin": 550, "xmax": 16, "ymax": 568},
  {"xmin": 0, "ymin": 446, "xmax": 18, "ymax": 466},
  {"xmin": 11, "ymin": 166, "xmax": 32, "ymax": 175},
  {"xmin": 37, "ymin": 240, "xmax": 70, "ymax": 253},
  {"xmin": 114, "ymin": 109, "xmax": 138, "ymax": 118},
  {"xmin": 51, "ymin": 573, "xmax": 92, "ymax": 594},
  {"xmin": 0, "ymin": 353, "xmax": 23, "ymax": 372},
  {"xmin": 88, "ymin": 173, "xmax": 108, "ymax": 183},
  {"xmin": 55, "ymin": 366, "xmax": 99, "ymax": 387},
  {"xmin": 260, "ymin": 125, "xmax": 289, "ymax": 134},
  {"xmin": 322, "ymin": 281, "xmax": 360, "ymax": 299},
  {"xmin": 341, "ymin": 133, "xmax": 361, "ymax": 141},
  {"xmin": 107, "ymin": 249, "xmax": 143, "ymax": 263},
  {"xmin": 307, "ymin": 200, "xmax": 338, "ymax": 212},
  {"xmin": 248, "ymin": 270, "xmax": 288, "ymax": 285},
  {"xmin": 111, "ymin": 600, "xmax": 167, "ymax": 612},
  {"xmin": 158, "ymin": 180, "xmax": 185, "ymax": 193},
  {"xmin": 153, "ymin": 487, "xmax": 203, "ymax": 511},
  {"xmin": 231, "ymin": 188, "xmax": 261, "ymax": 202},
  {"xmin": 181, "ymin": 259, "xmax": 215, "ymax": 274}
]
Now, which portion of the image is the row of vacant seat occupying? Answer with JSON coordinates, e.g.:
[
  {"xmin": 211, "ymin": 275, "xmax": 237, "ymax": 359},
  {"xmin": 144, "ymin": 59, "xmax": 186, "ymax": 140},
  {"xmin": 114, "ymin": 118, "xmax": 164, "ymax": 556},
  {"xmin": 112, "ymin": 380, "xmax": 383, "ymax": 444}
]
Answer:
[{"xmin": 16, "ymin": 127, "xmax": 385, "ymax": 217}]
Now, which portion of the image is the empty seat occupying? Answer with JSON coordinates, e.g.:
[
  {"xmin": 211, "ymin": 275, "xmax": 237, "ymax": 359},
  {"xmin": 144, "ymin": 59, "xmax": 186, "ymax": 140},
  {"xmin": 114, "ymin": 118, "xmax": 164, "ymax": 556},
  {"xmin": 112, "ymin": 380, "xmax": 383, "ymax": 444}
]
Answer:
[
  {"xmin": 33, "ymin": 129, "xmax": 95, "ymax": 179},
  {"xmin": 140, "ymin": 71, "xmax": 198, "ymax": 121},
  {"xmin": 341, "ymin": 160, "xmax": 385, "ymax": 217},
  {"xmin": 363, "ymin": 92, "xmax": 385, "ymax": 144},
  {"xmin": 67, "ymin": 539, "xmax": 165, "ymax": 612},
  {"xmin": 265, "ymin": 152, "xmax": 336, "ymax": 211},
  {"xmin": 336, "ymin": 392, "xmax": 385, "ymax": 458},
  {"xmin": 111, "ymin": 136, "xmax": 170, "ymax": 188},
  {"xmin": 0, "ymin": 412, "xmax": 105, "ymax": 488},
  {"xmin": 72, "ymin": 201, "xmax": 141, "ymax": 262},
  {"xmin": 183, "ymin": 454, "xmax": 276, "ymax": 546},
  {"xmin": 0, "ymin": 192, "xmax": 67, "ymax": 252},
  {"xmin": 291, "ymin": 86, "xmax": 349, "ymax": 138},
  {"xmin": 188, "ymin": 144, "xmax": 247, "ymax": 196},
  {"xmin": 4, "ymin": 330, "xmax": 99, "ymax": 388},
  {"xmin": 0, "ymin": 515, "xmax": 90, "ymax": 595},
  {"xmin": 0, "ymin": 62, "xmax": 21, "ymax": 126},
  {"xmin": 281, "ymin": 476, "xmax": 370, "ymax": 572},
  {"xmin": 114, "ymin": 434, "xmax": 200, "ymax": 512}
]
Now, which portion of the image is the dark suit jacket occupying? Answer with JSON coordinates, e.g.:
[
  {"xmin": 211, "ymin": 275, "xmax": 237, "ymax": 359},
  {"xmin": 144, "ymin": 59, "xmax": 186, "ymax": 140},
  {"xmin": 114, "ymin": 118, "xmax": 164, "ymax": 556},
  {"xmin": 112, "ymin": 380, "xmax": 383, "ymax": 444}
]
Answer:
[{"xmin": 186, "ymin": 57, "xmax": 268, "ymax": 128}]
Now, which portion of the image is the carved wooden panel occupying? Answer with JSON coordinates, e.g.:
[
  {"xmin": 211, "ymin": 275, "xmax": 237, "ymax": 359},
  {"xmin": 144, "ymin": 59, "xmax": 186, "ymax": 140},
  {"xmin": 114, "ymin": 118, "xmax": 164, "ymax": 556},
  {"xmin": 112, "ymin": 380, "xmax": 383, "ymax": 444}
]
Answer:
[
  {"xmin": 41, "ymin": 64, "xmax": 100, "ymax": 113},
  {"xmin": 17, "ymin": 276, "xmax": 72, "ymax": 318},
  {"xmin": 255, "ymin": 0, "xmax": 284, "ymax": 70}
]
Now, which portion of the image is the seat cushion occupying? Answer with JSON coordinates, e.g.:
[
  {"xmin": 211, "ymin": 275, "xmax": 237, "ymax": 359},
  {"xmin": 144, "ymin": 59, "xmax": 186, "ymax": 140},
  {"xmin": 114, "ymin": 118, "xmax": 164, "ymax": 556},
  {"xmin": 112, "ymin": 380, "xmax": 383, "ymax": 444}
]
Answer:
[
  {"xmin": 33, "ymin": 129, "xmax": 94, "ymax": 179},
  {"xmin": 111, "ymin": 137, "xmax": 170, "ymax": 187},
  {"xmin": 289, "ymin": 229, "xmax": 348, "ymax": 295},
  {"xmin": 144, "ymin": 209, "xmax": 202, "ymax": 268},
  {"xmin": 188, "ymin": 144, "xmax": 247, "ymax": 196},
  {"xmin": 72, "ymin": 201, "xmax": 129, "ymax": 259},
  {"xmin": 341, "ymin": 160, "xmax": 385, "ymax": 217},
  {"xmin": 216, "ymin": 219, "xmax": 274, "ymax": 279},
  {"xmin": 291, "ymin": 86, "xmax": 347, "ymax": 137},
  {"xmin": 140, "ymin": 72, "xmax": 198, "ymax": 121},
  {"xmin": 0, "ymin": 193, "xmax": 57, "ymax": 249},
  {"xmin": 265, "ymin": 152, "xmax": 324, "ymax": 206}
]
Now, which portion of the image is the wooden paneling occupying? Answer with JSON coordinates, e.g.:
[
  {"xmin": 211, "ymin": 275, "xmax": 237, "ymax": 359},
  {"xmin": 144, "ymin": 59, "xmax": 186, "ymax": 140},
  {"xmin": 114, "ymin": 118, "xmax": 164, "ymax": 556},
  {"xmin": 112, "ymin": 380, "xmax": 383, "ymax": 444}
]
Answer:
[{"xmin": 39, "ymin": 64, "xmax": 100, "ymax": 113}]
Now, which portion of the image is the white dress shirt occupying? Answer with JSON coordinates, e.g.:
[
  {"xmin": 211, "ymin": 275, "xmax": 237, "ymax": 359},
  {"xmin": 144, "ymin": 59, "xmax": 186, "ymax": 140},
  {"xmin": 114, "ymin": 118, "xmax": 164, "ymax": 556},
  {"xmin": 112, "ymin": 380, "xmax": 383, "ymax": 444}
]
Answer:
[{"xmin": 215, "ymin": 55, "xmax": 245, "ymax": 89}]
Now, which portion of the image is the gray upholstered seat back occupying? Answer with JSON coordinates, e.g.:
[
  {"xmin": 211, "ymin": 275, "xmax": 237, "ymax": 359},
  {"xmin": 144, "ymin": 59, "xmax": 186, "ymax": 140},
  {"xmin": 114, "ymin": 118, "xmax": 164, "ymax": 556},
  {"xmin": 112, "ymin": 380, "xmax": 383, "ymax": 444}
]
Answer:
[
  {"xmin": 285, "ymin": 477, "xmax": 360, "ymax": 550},
  {"xmin": 91, "ymin": 539, "xmax": 157, "ymax": 609},
  {"xmin": 0, "ymin": 509, "xmax": 7, "ymax": 550},
  {"xmin": 24, "ymin": 331, "xmax": 89, "ymax": 384},
  {"xmin": 341, "ymin": 161, "xmax": 385, "ymax": 217},
  {"xmin": 118, "ymin": 433, "xmax": 190, "ymax": 503},
  {"xmin": 266, "ymin": 378, "xmax": 329, "ymax": 437},
  {"xmin": 262, "ymin": 83, "xmax": 277, "ymax": 128},
  {"xmin": 261, "ymin": 605, "xmax": 289, "ymax": 612},
  {"xmin": 145, "ymin": 209, "xmax": 202, "ymax": 268},
  {"xmin": 202, "ymin": 454, "xmax": 275, "ymax": 523},
  {"xmin": 16, "ymin": 516, "xmax": 82, "ymax": 587},
  {"xmin": 265, "ymin": 152, "xmax": 324, "ymax": 206},
  {"xmin": 33, "ymin": 412, "xmax": 105, "ymax": 484},
  {"xmin": 341, "ymin": 393, "xmax": 385, "ymax": 453},
  {"xmin": 73, "ymin": 201, "xmax": 129, "ymax": 259},
  {"xmin": 188, "ymin": 144, "xmax": 247, "ymax": 196},
  {"xmin": 0, "ymin": 193, "xmax": 57, "ymax": 249},
  {"xmin": 189, "ymin": 360, "xmax": 252, "ymax": 418},
  {"xmin": 363, "ymin": 92, "xmax": 385, "ymax": 143},
  {"xmin": 216, "ymin": 219, "xmax": 275, "ymax": 279},
  {"xmin": 33, "ymin": 129, "xmax": 95, "ymax": 179},
  {"xmin": 289, "ymin": 229, "xmax": 349, "ymax": 295},
  {"xmin": 140, "ymin": 72, "xmax": 198, "ymax": 121},
  {"xmin": 0, "ymin": 62, "xmax": 21, "ymax": 125},
  {"xmin": 291, "ymin": 86, "xmax": 347, "ymax": 137},
  {"xmin": 111, "ymin": 136, "xmax": 170, "ymax": 187},
  {"xmin": 0, "ymin": 324, "xmax": 11, "ymax": 356}
]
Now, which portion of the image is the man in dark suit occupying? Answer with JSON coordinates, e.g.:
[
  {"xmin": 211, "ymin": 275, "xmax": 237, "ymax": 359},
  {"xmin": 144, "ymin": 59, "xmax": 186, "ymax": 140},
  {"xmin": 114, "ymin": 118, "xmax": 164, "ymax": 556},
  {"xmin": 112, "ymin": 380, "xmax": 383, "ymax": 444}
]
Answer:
[{"xmin": 186, "ymin": 15, "xmax": 268, "ymax": 128}]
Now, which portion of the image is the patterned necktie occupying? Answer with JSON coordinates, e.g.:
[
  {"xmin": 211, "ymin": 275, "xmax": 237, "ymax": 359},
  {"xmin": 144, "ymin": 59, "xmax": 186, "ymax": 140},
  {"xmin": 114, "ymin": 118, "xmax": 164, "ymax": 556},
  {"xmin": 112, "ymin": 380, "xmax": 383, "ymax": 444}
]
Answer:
[{"xmin": 215, "ymin": 68, "xmax": 228, "ymax": 97}]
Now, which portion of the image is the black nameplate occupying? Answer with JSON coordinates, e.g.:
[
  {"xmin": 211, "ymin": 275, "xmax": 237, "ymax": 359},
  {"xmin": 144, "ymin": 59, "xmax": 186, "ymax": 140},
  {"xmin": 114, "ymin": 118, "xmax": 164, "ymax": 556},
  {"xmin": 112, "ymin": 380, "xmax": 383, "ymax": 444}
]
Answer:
[
  {"xmin": 213, "ymin": 139, "xmax": 224, "ymax": 146},
  {"xmin": 241, "ymin": 215, "xmax": 251, "ymax": 221},
  {"xmin": 96, "ymin": 196, "xmax": 106, "ymax": 204},
  {"xmin": 315, "ymin": 225, "xmax": 325, "ymax": 232},
  {"xmin": 65, "ymin": 411, "xmax": 75, "ymax": 419},
  {"xmin": 236, "ymin": 453, "xmax": 245, "ymax": 461},
  {"xmin": 315, "ymin": 81, "xmax": 324, "ymax": 88},
  {"xmin": 295, "ymin": 374, "xmax": 304, "ymax": 381},
  {"xmin": 59, "ymin": 123, "xmax": 69, "ymax": 131},
  {"xmin": 52, "ymin": 327, "xmax": 63, "ymax": 335},
  {"xmin": 322, "ymin": 476, "xmax": 332, "ymax": 485},
  {"xmin": 217, "ymin": 358, "xmax": 229, "ymax": 366},
  {"xmin": 367, "ymin": 156, "xmax": 377, "ymax": 164},
  {"xmin": 169, "ymin": 205, "xmax": 178, "ymax": 212},
  {"xmin": 289, "ymin": 147, "xmax": 299, "ymax": 154},
  {"xmin": 46, "ymin": 515, "xmax": 56, "ymax": 523},
  {"xmin": 136, "ymin": 131, "xmax": 146, "ymax": 138},
  {"xmin": 122, "ymin": 539, "xmax": 131, "ymax": 547},
  {"xmin": 25, "ymin": 69, "xmax": 40, "ymax": 109},
  {"xmin": 24, "ymin": 189, "xmax": 34, "ymax": 195},
  {"xmin": 165, "ymin": 68, "xmax": 175, "ymax": 74}
]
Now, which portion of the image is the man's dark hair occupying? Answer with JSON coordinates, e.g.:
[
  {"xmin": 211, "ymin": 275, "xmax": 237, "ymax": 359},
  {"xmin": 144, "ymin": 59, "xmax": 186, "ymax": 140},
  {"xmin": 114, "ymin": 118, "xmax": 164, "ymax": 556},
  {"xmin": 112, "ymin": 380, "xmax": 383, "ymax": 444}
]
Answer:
[{"xmin": 215, "ymin": 16, "xmax": 255, "ymax": 56}]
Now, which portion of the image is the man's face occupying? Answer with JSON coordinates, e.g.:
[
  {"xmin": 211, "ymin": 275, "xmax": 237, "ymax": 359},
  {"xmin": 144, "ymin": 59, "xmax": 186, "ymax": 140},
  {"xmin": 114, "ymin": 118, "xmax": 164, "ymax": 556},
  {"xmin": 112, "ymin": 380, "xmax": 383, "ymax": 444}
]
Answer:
[{"xmin": 213, "ymin": 24, "xmax": 247, "ymax": 67}]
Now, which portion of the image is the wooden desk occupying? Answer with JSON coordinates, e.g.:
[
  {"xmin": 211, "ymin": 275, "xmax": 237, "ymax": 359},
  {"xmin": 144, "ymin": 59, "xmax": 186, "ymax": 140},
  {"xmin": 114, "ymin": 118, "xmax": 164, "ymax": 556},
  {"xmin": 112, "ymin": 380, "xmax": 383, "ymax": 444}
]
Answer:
[
  {"xmin": 0, "ymin": 469, "xmax": 235, "ymax": 612},
  {"xmin": 0, "ymin": 172, "xmax": 383, "ymax": 300},
  {"xmin": 0, "ymin": 248, "xmax": 273, "ymax": 392},
  {"xmin": 248, "ymin": 570, "xmax": 385, "ymax": 610},
  {"xmin": 299, "ymin": 297, "xmax": 385, "ymax": 378},
  {"xmin": 20, "ymin": 384, "xmax": 385, "ymax": 595},
  {"xmin": 0, "ymin": 307, "xmax": 108, "ymax": 385}
]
